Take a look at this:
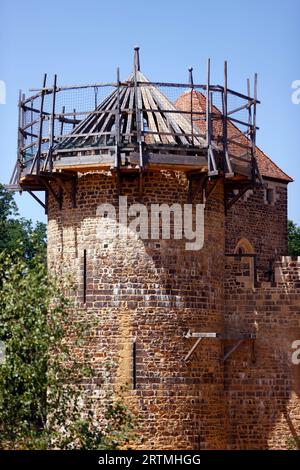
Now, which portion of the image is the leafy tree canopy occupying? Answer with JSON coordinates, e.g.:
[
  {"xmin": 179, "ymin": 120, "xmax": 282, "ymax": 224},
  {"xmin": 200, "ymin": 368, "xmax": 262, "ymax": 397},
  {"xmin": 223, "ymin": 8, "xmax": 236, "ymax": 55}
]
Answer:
[
  {"xmin": 0, "ymin": 183, "xmax": 134, "ymax": 449},
  {"xmin": 0, "ymin": 184, "xmax": 47, "ymax": 262},
  {"xmin": 288, "ymin": 220, "xmax": 300, "ymax": 256},
  {"xmin": 0, "ymin": 253, "xmax": 134, "ymax": 449}
]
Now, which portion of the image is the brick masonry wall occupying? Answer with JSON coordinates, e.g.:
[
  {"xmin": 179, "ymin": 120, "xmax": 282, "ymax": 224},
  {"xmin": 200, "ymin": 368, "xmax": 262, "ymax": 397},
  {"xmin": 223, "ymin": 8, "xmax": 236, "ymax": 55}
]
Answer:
[
  {"xmin": 275, "ymin": 256, "xmax": 300, "ymax": 288},
  {"xmin": 176, "ymin": 91, "xmax": 289, "ymax": 281},
  {"xmin": 224, "ymin": 256, "xmax": 300, "ymax": 449},
  {"xmin": 225, "ymin": 181, "xmax": 288, "ymax": 280},
  {"xmin": 47, "ymin": 169, "xmax": 299, "ymax": 450},
  {"xmin": 47, "ymin": 171, "xmax": 227, "ymax": 450}
]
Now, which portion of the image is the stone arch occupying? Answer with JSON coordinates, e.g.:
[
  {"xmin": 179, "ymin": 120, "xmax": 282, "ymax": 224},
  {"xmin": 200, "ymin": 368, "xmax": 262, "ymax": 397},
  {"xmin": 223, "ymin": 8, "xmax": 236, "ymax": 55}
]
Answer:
[{"xmin": 234, "ymin": 237, "xmax": 254, "ymax": 255}]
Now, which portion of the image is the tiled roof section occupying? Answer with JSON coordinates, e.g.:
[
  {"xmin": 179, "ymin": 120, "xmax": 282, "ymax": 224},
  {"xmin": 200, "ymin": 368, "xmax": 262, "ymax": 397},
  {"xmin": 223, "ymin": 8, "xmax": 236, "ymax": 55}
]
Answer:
[
  {"xmin": 175, "ymin": 91, "xmax": 293, "ymax": 183},
  {"xmin": 255, "ymin": 147, "xmax": 293, "ymax": 182}
]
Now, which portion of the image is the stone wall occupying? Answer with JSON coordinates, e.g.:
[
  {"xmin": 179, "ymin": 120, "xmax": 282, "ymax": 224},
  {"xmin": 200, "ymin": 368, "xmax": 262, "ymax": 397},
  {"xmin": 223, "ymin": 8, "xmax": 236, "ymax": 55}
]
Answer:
[
  {"xmin": 224, "ymin": 255, "xmax": 300, "ymax": 449},
  {"xmin": 275, "ymin": 256, "xmax": 300, "ymax": 288},
  {"xmin": 47, "ymin": 169, "xmax": 299, "ymax": 450},
  {"xmin": 225, "ymin": 181, "xmax": 288, "ymax": 279},
  {"xmin": 47, "ymin": 171, "xmax": 227, "ymax": 450}
]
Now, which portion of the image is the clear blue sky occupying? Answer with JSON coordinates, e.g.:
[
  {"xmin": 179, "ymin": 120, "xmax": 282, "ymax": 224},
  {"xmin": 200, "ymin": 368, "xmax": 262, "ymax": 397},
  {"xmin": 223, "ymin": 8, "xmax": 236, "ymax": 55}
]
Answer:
[{"xmin": 0, "ymin": 0, "xmax": 299, "ymax": 224}]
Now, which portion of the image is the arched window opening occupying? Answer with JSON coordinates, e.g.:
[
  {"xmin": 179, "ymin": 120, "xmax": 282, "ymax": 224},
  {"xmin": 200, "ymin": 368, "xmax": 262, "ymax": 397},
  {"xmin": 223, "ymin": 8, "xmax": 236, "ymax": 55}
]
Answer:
[
  {"xmin": 234, "ymin": 238, "xmax": 256, "ymax": 287},
  {"xmin": 234, "ymin": 238, "xmax": 254, "ymax": 255}
]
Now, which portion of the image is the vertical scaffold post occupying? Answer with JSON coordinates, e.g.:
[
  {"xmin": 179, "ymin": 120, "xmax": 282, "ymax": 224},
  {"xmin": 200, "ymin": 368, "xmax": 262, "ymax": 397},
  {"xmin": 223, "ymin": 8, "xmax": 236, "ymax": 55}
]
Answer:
[
  {"xmin": 60, "ymin": 106, "xmax": 65, "ymax": 135},
  {"xmin": 48, "ymin": 74, "xmax": 57, "ymax": 173},
  {"xmin": 206, "ymin": 59, "xmax": 218, "ymax": 176},
  {"xmin": 115, "ymin": 67, "xmax": 121, "ymax": 169},
  {"xmin": 206, "ymin": 59, "xmax": 211, "ymax": 149},
  {"xmin": 21, "ymin": 93, "xmax": 26, "ymax": 181},
  {"xmin": 252, "ymin": 73, "xmax": 258, "ymax": 183},
  {"xmin": 189, "ymin": 67, "xmax": 194, "ymax": 146},
  {"xmin": 247, "ymin": 78, "xmax": 253, "ymax": 169},
  {"xmin": 133, "ymin": 46, "xmax": 143, "ymax": 170},
  {"xmin": 35, "ymin": 74, "xmax": 47, "ymax": 175},
  {"xmin": 10, "ymin": 90, "xmax": 23, "ymax": 185},
  {"xmin": 17, "ymin": 90, "xmax": 23, "ymax": 182},
  {"xmin": 94, "ymin": 86, "xmax": 98, "ymax": 109},
  {"xmin": 223, "ymin": 61, "xmax": 233, "ymax": 176},
  {"xmin": 30, "ymin": 99, "xmax": 33, "ymax": 147},
  {"xmin": 247, "ymin": 78, "xmax": 252, "ymax": 128},
  {"xmin": 222, "ymin": 62, "xmax": 228, "ymax": 171}
]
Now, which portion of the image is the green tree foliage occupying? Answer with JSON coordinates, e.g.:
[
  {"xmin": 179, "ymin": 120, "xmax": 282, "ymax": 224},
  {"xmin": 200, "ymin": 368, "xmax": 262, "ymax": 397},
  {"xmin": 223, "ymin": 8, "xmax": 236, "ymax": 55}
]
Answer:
[
  {"xmin": 0, "ymin": 184, "xmax": 46, "ymax": 261},
  {"xmin": 0, "ymin": 253, "xmax": 134, "ymax": 449},
  {"xmin": 0, "ymin": 184, "xmax": 18, "ymax": 220},
  {"xmin": 288, "ymin": 220, "xmax": 300, "ymax": 256},
  {"xmin": 0, "ymin": 184, "xmax": 134, "ymax": 449}
]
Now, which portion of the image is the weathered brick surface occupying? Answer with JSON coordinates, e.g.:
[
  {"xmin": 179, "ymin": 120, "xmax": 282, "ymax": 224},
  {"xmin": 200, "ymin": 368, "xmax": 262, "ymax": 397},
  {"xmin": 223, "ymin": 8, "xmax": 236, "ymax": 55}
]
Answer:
[
  {"xmin": 224, "ymin": 256, "xmax": 300, "ymax": 449},
  {"xmin": 48, "ymin": 171, "xmax": 226, "ymax": 449},
  {"xmin": 275, "ymin": 256, "xmax": 300, "ymax": 288},
  {"xmin": 225, "ymin": 183, "xmax": 288, "ymax": 280},
  {"xmin": 47, "ymin": 169, "xmax": 300, "ymax": 450}
]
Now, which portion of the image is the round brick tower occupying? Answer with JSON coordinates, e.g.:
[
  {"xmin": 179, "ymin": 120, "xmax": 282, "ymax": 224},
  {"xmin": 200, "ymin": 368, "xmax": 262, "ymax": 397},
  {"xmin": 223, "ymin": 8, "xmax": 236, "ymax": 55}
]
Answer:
[
  {"xmin": 47, "ymin": 169, "xmax": 226, "ymax": 449},
  {"xmin": 12, "ymin": 49, "xmax": 259, "ymax": 449}
]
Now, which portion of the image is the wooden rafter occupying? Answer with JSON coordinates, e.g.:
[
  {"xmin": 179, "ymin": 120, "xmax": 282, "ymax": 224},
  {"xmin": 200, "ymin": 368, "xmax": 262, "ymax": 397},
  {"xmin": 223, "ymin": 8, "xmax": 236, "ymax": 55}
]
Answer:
[{"xmin": 10, "ymin": 50, "xmax": 262, "ymax": 197}]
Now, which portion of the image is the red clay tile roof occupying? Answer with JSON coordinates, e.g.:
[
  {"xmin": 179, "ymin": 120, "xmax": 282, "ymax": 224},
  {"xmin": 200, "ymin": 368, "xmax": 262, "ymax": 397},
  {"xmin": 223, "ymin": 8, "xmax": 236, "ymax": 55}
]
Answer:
[
  {"xmin": 255, "ymin": 147, "xmax": 293, "ymax": 182},
  {"xmin": 175, "ymin": 91, "xmax": 293, "ymax": 183}
]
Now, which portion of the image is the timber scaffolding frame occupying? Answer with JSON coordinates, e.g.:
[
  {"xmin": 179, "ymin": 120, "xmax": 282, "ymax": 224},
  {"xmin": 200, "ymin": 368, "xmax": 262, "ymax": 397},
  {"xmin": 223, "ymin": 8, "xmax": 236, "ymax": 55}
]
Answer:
[{"xmin": 7, "ymin": 48, "xmax": 262, "ymax": 210}]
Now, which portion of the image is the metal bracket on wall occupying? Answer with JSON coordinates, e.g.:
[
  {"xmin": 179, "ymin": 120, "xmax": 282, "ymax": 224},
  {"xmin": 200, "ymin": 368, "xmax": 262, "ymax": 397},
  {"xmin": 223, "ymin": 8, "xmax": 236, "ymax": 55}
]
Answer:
[
  {"xmin": 184, "ymin": 331, "xmax": 256, "ymax": 363},
  {"xmin": 184, "ymin": 331, "xmax": 220, "ymax": 361},
  {"xmin": 222, "ymin": 333, "xmax": 256, "ymax": 363}
]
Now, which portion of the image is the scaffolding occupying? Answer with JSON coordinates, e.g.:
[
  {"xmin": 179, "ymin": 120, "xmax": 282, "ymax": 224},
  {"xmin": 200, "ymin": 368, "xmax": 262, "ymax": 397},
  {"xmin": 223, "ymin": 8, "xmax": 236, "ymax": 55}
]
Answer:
[{"xmin": 7, "ymin": 48, "xmax": 262, "ymax": 209}]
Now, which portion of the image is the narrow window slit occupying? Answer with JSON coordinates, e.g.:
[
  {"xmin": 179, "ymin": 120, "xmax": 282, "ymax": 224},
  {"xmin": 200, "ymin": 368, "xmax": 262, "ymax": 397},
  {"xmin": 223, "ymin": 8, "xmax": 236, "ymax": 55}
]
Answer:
[
  {"xmin": 133, "ymin": 339, "xmax": 137, "ymax": 390},
  {"xmin": 83, "ymin": 249, "xmax": 87, "ymax": 304}
]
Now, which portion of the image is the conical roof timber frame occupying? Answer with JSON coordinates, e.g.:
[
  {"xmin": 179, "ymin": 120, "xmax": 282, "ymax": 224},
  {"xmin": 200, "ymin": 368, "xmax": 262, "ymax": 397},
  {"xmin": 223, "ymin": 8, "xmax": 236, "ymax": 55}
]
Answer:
[{"xmin": 8, "ymin": 48, "xmax": 263, "ymax": 204}]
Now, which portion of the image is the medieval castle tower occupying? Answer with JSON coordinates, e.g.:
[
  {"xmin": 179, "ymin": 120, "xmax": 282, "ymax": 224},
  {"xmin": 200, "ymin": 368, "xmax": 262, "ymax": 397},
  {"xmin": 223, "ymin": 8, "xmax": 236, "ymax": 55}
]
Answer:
[{"xmin": 8, "ymin": 49, "xmax": 300, "ymax": 449}]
